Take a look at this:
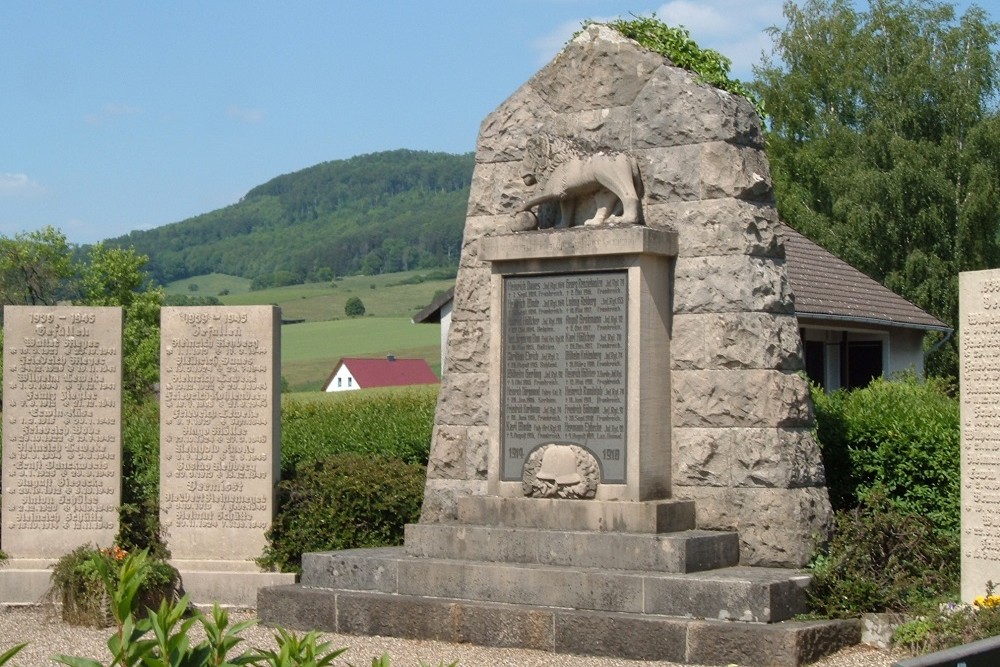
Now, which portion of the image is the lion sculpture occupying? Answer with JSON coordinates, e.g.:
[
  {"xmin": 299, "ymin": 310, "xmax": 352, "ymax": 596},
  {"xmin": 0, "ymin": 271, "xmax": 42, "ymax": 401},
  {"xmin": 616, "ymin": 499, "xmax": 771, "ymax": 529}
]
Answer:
[{"xmin": 513, "ymin": 135, "xmax": 643, "ymax": 230}]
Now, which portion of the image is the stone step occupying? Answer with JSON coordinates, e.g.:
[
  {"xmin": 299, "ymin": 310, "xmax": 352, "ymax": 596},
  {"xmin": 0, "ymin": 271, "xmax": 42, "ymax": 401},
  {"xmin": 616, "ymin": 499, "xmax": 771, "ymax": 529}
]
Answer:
[
  {"xmin": 259, "ymin": 584, "xmax": 860, "ymax": 666},
  {"xmin": 300, "ymin": 547, "xmax": 809, "ymax": 623},
  {"xmin": 456, "ymin": 496, "xmax": 696, "ymax": 533},
  {"xmin": 403, "ymin": 523, "xmax": 739, "ymax": 573}
]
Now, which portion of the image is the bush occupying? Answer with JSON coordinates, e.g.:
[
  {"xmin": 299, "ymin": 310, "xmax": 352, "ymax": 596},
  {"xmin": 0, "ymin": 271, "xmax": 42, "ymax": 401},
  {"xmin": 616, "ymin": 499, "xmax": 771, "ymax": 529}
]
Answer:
[
  {"xmin": 259, "ymin": 453, "xmax": 426, "ymax": 573},
  {"xmin": 345, "ymin": 295, "xmax": 366, "ymax": 317},
  {"xmin": 810, "ymin": 375, "xmax": 959, "ymax": 537},
  {"xmin": 806, "ymin": 490, "xmax": 959, "ymax": 618},
  {"xmin": 118, "ymin": 398, "xmax": 167, "ymax": 557},
  {"xmin": 280, "ymin": 388, "xmax": 436, "ymax": 475},
  {"xmin": 894, "ymin": 588, "xmax": 1000, "ymax": 655},
  {"xmin": 50, "ymin": 545, "xmax": 179, "ymax": 628}
]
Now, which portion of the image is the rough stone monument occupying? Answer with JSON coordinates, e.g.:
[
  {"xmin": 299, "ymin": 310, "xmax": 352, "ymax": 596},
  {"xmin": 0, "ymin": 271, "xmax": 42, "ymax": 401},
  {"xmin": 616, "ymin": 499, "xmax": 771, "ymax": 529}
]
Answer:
[
  {"xmin": 260, "ymin": 25, "xmax": 854, "ymax": 664},
  {"xmin": 159, "ymin": 306, "xmax": 292, "ymax": 605},
  {"xmin": 959, "ymin": 269, "xmax": 1000, "ymax": 602},
  {"xmin": 0, "ymin": 306, "xmax": 122, "ymax": 603}
]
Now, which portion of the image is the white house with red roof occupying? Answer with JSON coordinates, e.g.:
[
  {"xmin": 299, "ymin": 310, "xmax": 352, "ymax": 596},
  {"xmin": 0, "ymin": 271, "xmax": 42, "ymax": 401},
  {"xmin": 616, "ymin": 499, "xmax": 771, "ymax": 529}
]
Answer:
[{"xmin": 322, "ymin": 355, "xmax": 439, "ymax": 392}]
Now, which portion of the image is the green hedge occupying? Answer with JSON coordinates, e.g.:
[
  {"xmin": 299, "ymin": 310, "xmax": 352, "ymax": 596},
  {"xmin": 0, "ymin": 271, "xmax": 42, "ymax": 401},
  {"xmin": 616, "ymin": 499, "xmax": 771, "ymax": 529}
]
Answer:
[
  {"xmin": 807, "ymin": 375, "xmax": 962, "ymax": 618},
  {"xmin": 259, "ymin": 453, "xmax": 426, "ymax": 573},
  {"xmin": 811, "ymin": 375, "xmax": 959, "ymax": 537},
  {"xmin": 118, "ymin": 398, "xmax": 164, "ymax": 555},
  {"xmin": 280, "ymin": 387, "xmax": 436, "ymax": 474}
]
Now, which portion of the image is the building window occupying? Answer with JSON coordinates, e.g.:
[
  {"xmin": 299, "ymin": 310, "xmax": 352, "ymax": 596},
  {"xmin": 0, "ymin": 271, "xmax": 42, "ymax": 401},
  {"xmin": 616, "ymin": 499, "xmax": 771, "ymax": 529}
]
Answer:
[
  {"xmin": 804, "ymin": 340, "xmax": 826, "ymax": 390},
  {"xmin": 337, "ymin": 378, "xmax": 342, "ymax": 387},
  {"xmin": 800, "ymin": 328, "xmax": 884, "ymax": 392},
  {"xmin": 844, "ymin": 340, "xmax": 882, "ymax": 390},
  {"xmin": 348, "ymin": 377, "xmax": 352, "ymax": 387}
]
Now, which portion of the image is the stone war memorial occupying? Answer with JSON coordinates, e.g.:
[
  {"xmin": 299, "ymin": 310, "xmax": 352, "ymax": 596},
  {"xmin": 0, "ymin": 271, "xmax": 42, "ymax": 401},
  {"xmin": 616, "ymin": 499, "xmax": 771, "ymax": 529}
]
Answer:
[
  {"xmin": 959, "ymin": 270, "xmax": 1000, "ymax": 603},
  {"xmin": 159, "ymin": 305, "xmax": 292, "ymax": 606},
  {"xmin": 0, "ymin": 306, "xmax": 123, "ymax": 603},
  {"xmin": 260, "ymin": 25, "xmax": 859, "ymax": 665}
]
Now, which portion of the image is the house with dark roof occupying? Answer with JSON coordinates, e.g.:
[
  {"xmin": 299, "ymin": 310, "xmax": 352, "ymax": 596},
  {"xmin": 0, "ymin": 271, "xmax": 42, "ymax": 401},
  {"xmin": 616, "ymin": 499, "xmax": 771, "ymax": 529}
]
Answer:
[
  {"xmin": 322, "ymin": 355, "xmax": 439, "ymax": 392},
  {"xmin": 780, "ymin": 224, "xmax": 951, "ymax": 390},
  {"xmin": 415, "ymin": 225, "xmax": 952, "ymax": 391}
]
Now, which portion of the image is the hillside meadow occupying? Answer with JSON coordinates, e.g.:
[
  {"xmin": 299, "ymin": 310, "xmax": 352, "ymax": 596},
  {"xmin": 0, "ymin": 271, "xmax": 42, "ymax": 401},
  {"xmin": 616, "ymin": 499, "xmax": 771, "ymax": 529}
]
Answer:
[{"xmin": 166, "ymin": 270, "xmax": 449, "ymax": 391}]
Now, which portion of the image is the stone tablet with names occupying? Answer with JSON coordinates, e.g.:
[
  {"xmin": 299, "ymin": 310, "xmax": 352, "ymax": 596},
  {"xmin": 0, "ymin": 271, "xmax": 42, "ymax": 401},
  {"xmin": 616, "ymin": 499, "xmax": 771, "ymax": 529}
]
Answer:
[
  {"xmin": 502, "ymin": 272, "xmax": 627, "ymax": 482},
  {"xmin": 159, "ymin": 306, "xmax": 280, "ymax": 562},
  {"xmin": 1, "ymin": 306, "xmax": 122, "ymax": 558},
  {"xmin": 960, "ymin": 270, "xmax": 1000, "ymax": 601}
]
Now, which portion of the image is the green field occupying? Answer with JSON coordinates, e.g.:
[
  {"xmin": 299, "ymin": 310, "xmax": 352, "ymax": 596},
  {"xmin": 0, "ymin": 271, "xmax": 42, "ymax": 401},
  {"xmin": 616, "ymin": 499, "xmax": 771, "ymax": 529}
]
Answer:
[
  {"xmin": 281, "ymin": 317, "xmax": 441, "ymax": 391},
  {"xmin": 166, "ymin": 270, "xmax": 452, "ymax": 322},
  {"xmin": 165, "ymin": 271, "xmax": 450, "ymax": 391},
  {"xmin": 164, "ymin": 273, "xmax": 252, "ymax": 296}
]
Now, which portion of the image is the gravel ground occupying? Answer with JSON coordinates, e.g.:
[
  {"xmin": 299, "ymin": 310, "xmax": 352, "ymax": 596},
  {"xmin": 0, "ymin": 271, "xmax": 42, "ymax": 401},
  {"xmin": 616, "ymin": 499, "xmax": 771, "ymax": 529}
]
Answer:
[{"xmin": 0, "ymin": 606, "xmax": 907, "ymax": 667}]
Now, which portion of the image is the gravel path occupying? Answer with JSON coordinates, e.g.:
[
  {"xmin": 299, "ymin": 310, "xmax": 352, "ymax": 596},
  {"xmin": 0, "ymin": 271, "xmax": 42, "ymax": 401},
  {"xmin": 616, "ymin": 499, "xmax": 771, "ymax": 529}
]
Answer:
[{"xmin": 0, "ymin": 606, "xmax": 907, "ymax": 667}]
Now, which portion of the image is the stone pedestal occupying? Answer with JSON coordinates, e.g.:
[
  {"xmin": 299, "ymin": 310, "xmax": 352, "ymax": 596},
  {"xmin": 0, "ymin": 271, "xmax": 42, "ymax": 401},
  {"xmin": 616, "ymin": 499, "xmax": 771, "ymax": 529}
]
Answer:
[
  {"xmin": 1, "ymin": 306, "xmax": 122, "ymax": 603},
  {"xmin": 159, "ymin": 306, "xmax": 292, "ymax": 604}
]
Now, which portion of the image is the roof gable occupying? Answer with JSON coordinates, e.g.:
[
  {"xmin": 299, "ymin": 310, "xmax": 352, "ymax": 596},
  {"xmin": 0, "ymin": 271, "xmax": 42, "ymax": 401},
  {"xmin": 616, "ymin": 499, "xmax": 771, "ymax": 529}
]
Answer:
[
  {"xmin": 413, "ymin": 288, "xmax": 454, "ymax": 324},
  {"xmin": 780, "ymin": 224, "xmax": 950, "ymax": 332},
  {"xmin": 328, "ymin": 357, "xmax": 439, "ymax": 389}
]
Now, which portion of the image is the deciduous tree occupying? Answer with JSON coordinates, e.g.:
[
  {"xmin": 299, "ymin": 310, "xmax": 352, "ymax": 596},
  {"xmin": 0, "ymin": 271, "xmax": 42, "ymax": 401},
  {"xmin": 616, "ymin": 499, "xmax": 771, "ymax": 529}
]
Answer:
[
  {"xmin": 345, "ymin": 296, "xmax": 366, "ymax": 318},
  {"xmin": 0, "ymin": 226, "xmax": 75, "ymax": 308},
  {"xmin": 753, "ymin": 0, "xmax": 1000, "ymax": 377}
]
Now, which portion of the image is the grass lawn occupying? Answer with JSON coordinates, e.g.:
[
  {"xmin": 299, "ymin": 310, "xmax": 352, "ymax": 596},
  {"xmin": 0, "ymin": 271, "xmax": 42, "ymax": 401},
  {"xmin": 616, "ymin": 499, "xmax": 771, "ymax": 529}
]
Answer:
[
  {"xmin": 166, "ymin": 270, "xmax": 452, "ymax": 321},
  {"xmin": 281, "ymin": 317, "xmax": 441, "ymax": 391},
  {"xmin": 164, "ymin": 273, "xmax": 252, "ymax": 296}
]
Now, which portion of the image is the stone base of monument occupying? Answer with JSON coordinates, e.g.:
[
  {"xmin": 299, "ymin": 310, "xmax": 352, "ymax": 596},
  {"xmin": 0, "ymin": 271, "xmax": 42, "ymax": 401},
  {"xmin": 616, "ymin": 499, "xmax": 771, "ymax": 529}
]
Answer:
[
  {"xmin": 259, "ymin": 499, "xmax": 860, "ymax": 665},
  {"xmin": 0, "ymin": 559, "xmax": 57, "ymax": 605},
  {"xmin": 172, "ymin": 560, "xmax": 294, "ymax": 608}
]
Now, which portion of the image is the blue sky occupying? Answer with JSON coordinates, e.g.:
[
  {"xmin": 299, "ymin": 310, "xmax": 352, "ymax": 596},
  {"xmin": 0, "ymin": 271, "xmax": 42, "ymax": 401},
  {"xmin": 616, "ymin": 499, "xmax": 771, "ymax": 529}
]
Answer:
[{"xmin": 0, "ymin": 1, "xmax": 985, "ymax": 244}]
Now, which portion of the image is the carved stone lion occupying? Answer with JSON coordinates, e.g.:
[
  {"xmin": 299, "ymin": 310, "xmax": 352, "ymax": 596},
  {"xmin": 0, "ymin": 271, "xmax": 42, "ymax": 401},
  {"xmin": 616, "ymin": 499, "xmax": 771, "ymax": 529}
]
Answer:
[{"xmin": 513, "ymin": 135, "xmax": 643, "ymax": 230}]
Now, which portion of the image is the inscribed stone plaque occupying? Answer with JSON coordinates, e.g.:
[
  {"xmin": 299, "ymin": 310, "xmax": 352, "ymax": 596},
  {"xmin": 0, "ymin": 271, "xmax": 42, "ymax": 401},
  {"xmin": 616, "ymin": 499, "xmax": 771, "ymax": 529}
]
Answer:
[
  {"xmin": 159, "ymin": 306, "xmax": 280, "ymax": 562},
  {"xmin": 1, "ymin": 306, "xmax": 122, "ymax": 558},
  {"xmin": 501, "ymin": 272, "xmax": 627, "ymax": 482},
  {"xmin": 960, "ymin": 270, "xmax": 1000, "ymax": 601}
]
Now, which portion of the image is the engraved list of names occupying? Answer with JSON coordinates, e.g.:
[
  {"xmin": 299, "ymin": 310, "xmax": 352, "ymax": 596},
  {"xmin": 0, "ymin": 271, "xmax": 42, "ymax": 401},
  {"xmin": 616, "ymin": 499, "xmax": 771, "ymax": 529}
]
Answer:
[
  {"xmin": 2, "ymin": 306, "xmax": 122, "ymax": 557},
  {"xmin": 502, "ymin": 272, "xmax": 627, "ymax": 482},
  {"xmin": 960, "ymin": 270, "xmax": 1000, "ymax": 600},
  {"xmin": 160, "ymin": 306, "xmax": 279, "ymax": 562}
]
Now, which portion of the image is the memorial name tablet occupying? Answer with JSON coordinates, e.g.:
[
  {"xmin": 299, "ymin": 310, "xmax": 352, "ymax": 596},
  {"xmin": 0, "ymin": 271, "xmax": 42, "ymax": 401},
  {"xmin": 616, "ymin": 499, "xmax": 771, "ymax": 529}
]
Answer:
[
  {"xmin": 960, "ymin": 271, "xmax": 1000, "ymax": 600},
  {"xmin": 1, "ymin": 306, "xmax": 121, "ymax": 557},
  {"xmin": 160, "ymin": 306, "xmax": 279, "ymax": 562},
  {"xmin": 502, "ymin": 272, "xmax": 627, "ymax": 482}
]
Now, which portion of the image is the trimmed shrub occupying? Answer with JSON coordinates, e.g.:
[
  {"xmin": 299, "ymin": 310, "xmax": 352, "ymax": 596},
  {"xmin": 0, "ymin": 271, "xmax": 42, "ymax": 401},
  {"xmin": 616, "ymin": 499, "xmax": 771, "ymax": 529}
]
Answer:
[
  {"xmin": 280, "ymin": 387, "xmax": 436, "ymax": 475},
  {"xmin": 259, "ymin": 453, "xmax": 426, "ymax": 573},
  {"xmin": 807, "ymin": 490, "xmax": 959, "ymax": 618},
  {"xmin": 810, "ymin": 375, "xmax": 959, "ymax": 537}
]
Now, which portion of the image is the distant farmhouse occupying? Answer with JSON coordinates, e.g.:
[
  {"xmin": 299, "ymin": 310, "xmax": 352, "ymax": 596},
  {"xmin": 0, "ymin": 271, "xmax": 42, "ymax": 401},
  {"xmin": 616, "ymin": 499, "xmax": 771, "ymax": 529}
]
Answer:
[
  {"xmin": 323, "ymin": 355, "xmax": 439, "ymax": 392},
  {"xmin": 414, "ymin": 224, "xmax": 951, "ymax": 392}
]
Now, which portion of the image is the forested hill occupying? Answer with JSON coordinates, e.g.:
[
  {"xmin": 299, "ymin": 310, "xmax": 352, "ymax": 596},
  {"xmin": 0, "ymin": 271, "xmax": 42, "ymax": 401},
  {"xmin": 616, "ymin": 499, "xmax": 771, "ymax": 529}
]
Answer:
[{"xmin": 108, "ymin": 150, "xmax": 475, "ymax": 287}]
